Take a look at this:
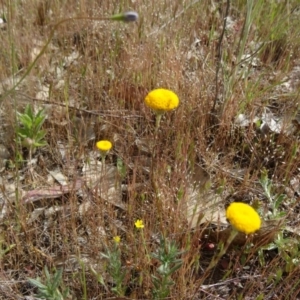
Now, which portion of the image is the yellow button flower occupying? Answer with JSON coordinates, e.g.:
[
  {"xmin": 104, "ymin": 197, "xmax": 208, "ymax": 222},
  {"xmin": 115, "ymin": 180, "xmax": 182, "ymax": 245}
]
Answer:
[
  {"xmin": 226, "ymin": 202, "xmax": 261, "ymax": 234},
  {"xmin": 96, "ymin": 140, "xmax": 112, "ymax": 152},
  {"xmin": 144, "ymin": 89, "xmax": 179, "ymax": 112},
  {"xmin": 134, "ymin": 219, "xmax": 144, "ymax": 229}
]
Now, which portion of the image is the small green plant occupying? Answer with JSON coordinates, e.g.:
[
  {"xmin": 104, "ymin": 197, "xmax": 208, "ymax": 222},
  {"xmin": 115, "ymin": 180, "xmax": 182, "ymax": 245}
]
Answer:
[
  {"xmin": 16, "ymin": 104, "xmax": 47, "ymax": 156},
  {"xmin": 151, "ymin": 236, "xmax": 183, "ymax": 299},
  {"xmin": 259, "ymin": 168, "xmax": 286, "ymax": 219},
  {"xmin": 28, "ymin": 267, "xmax": 69, "ymax": 300},
  {"xmin": 257, "ymin": 169, "xmax": 300, "ymax": 272},
  {"xmin": 116, "ymin": 157, "xmax": 127, "ymax": 180},
  {"xmin": 259, "ymin": 230, "xmax": 300, "ymax": 272},
  {"xmin": 100, "ymin": 240, "xmax": 127, "ymax": 296}
]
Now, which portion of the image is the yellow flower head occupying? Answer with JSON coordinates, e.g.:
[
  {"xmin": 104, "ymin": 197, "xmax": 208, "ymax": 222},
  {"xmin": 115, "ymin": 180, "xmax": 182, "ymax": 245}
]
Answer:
[
  {"xmin": 96, "ymin": 140, "xmax": 112, "ymax": 152},
  {"xmin": 134, "ymin": 219, "xmax": 144, "ymax": 229},
  {"xmin": 113, "ymin": 235, "xmax": 121, "ymax": 243},
  {"xmin": 144, "ymin": 89, "xmax": 179, "ymax": 113},
  {"xmin": 226, "ymin": 202, "xmax": 261, "ymax": 234}
]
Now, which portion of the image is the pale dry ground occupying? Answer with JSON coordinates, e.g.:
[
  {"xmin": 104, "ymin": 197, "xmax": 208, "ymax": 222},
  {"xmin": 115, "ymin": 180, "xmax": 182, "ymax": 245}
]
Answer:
[{"xmin": 0, "ymin": 0, "xmax": 300, "ymax": 299}]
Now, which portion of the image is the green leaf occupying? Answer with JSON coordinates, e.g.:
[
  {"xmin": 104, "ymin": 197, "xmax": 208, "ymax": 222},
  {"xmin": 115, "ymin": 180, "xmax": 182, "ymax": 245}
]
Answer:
[
  {"xmin": 117, "ymin": 157, "xmax": 126, "ymax": 179},
  {"xmin": 28, "ymin": 278, "xmax": 47, "ymax": 289},
  {"xmin": 26, "ymin": 104, "xmax": 35, "ymax": 119},
  {"xmin": 169, "ymin": 263, "xmax": 182, "ymax": 274},
  {"xmin": 52, "ymin": 268, "xmax": 63, "ymax": 289},
  {"xmin": 35, "ymin": 131, "xmax": 47, "ymax": 142},
  {"xmin": 18, "ymin": 114, "xmax": 33, "ymax": 129}
]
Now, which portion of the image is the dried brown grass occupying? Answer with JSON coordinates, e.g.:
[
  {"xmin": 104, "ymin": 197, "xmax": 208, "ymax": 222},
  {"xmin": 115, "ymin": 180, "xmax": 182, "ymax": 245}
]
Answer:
[{"xmin": 0, "ymin": 0, "xmax": 300, "ymax": 299}]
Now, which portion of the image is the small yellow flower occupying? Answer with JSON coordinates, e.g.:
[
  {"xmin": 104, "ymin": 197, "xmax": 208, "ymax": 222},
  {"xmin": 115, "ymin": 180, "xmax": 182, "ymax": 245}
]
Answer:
[
  {"xmin": 113, "ymin": 235, "xmax": 121, "ymax": 243},
  {"xmin": 226, "ymin": 202, "xmax": 261, "ymax": 234},
  {"xmin": 96, "ymin": 140, "xmax": 112, "ymax": 152},
  {"xmin": 144, "ymin": 89, "xmax": 179, "ymax": 113},
  {"xmin": 134, "ymin": 219, "xmax": 144, "ymax": 229}
]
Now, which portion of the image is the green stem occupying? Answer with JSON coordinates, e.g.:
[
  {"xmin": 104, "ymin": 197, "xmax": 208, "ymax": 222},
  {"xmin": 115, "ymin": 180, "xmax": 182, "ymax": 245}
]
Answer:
[
  {"xmin": 155, "ymin": 113, "xmax": 163, "ymax": 134},
  {"xmin": 206, "ymin": 228, "xmax": 238, "ymax": 271},
  {"xmin": 141, "ymin": 230, "xmax": 151, "ymax": 264},
  {"xmin": 101, "ymin": 154, "xmax": 106, "ymax": 169}
]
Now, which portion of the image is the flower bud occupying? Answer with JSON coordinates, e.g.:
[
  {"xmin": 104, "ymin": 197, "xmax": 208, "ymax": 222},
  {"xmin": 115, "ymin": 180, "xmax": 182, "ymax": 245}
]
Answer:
[{"xmin": 110, "ymin": 11, "xmax": 139, "ymax": 22}]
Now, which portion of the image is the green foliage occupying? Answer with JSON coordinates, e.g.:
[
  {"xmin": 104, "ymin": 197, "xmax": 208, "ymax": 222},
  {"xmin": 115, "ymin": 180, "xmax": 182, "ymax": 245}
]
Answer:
[
  {"xmin": 116, "ymin": 157, "xmax": 127, "ymax": 180},
  {"xmin": 16, "ymin": 104, "xmax": 47, "ymax": 154},
  {"xmin": 28, "ymin": 267, "xmax": 69, "ymax": 300},
  {"xmin": 259, "ymin": 231, "xmax": 300, "ymax": 272},
  {"xmin": 258, "ymin": 170, "xmax": 299, "ymax": 274},
  {"xmin": 151, "ymin": 236, "xmax": 183, "ymax": 299},
  {"xmin": 259, "ymin": 169, "xmax": 286, "ymax": 219},
  {"xmin": 100, "ymin": 243, "xmax": 127, "ymax": 296}
]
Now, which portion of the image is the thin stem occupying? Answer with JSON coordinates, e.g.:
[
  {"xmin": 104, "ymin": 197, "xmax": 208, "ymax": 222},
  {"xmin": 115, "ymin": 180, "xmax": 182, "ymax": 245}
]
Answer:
[
  {"xmin": 212, "ymin": 0, "xmax": 230, "ymax": 113},
  {"xmin": 221, "ymin": 0, "xmax": 254, "ymax": 116},
  {"xmin": 206, "ymin": 228, "xmax": 238, "ymax": 272},
  {"xmin": 155, "ymin": 113, "xmax": 163, "ymax": 134},
  {"xmin": 141, "ymin": 230, "xmax": 151, "ymax": 264},
  {"xmin": 100, "ymin": 154, "xmax": 107, "ymax": 177}
]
